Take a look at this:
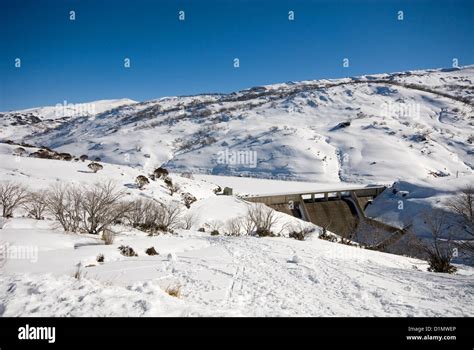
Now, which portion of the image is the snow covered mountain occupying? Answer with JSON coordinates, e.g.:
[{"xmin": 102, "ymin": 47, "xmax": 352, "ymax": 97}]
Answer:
[{"xmin": 2, "ymin": 66, "xmax": 472, "ymax": 186}]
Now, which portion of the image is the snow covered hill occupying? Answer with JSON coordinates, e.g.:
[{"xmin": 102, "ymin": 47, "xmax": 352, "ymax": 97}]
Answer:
[
  {"xmin": 2, "ymin": 66, "xmax": 471, "ymax": 185},
  {"xmin": 0, "ymin": 98, "xmax": 136, "ymax": 140}
]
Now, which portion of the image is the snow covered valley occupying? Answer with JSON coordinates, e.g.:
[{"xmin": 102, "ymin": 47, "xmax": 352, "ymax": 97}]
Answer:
[{"xmin": 0, "ymin": 66, "xmax": 473, "ymax": 316}]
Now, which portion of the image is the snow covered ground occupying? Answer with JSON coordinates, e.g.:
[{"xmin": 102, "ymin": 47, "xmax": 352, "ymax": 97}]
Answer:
[
  {"xmin": 0, "ymin": 148, "xmax": 472, "ymax": 317},
  {"xmin": 2, "ymin": 218, "xmax": 473, "ymax": 317}
]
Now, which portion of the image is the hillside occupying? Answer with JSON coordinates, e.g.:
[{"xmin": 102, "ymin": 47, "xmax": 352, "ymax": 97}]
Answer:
[{"xmin": 1, "ymin": 66, "xmax": 471, "ymax": 185}]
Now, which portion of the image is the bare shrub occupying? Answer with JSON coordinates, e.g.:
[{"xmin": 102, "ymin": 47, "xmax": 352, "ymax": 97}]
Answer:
[
  {"xmin": 207, "ymin": 220, "xmax": 223, "ymax": 233},
  {"xmin": 126, "ymin": 198, "xmax": 151, "ymax": 227},
  {"xmin": 128, "ymin": 199, "xmax": 182, "ymax": 234},
  {"xmin": 246, "ymin": 204, "xmax": 278, "ymax": 237},
  {"xmin": 224, "ymin": 217, "xmax": 243, "ymax": 236},
  {"xmin": 318, "ymin": 221, "xmax": 338, "ymax": 242},
  {"xmin": 45, "ymin": 184, "xmax": 83, "ymax": 232},
  {"xmin": 101, "ymin": 228, "xmax": 115, "ymax": 245},
  {"xmin": 22, "ymin": 190, "xmax": 47, "ymax": 220},
  {"xmin": 88, "ymin": 162, "xmax": 103, "ymax": 173},
  {"xmin": 155, "ymin": 201, "xmax": 182, "ymax": 233},
  {"xmin": 446, "ymin": 185, "xmax": 474, "ymax": 253},
  {"xmin": 352, "ymin": 220, "xmax": 392, "ymax": 248},
  {"xmin": 0, "ymin": 182, "xmax": 29, "ymax": 217},
  {"xmin": 79, "ymin": 181, "xmax": 129, "ymax": 235}
]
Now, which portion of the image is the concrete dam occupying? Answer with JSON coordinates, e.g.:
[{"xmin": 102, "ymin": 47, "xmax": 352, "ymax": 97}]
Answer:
[{"xmin": 243, "ymin": 186, "xmax": 400, "ymax": 241}]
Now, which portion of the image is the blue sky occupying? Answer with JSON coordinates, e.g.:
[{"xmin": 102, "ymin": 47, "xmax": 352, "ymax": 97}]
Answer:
[{"xmin": 1, "ymin": 0, "xmax": 473, "ymax": 111}]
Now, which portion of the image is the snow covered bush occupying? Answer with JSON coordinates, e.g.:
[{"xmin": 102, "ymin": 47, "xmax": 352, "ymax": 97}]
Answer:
[
  {"xmin": 135, "ymin": 175, "xmax": 149, "ymax": 189},
  {"xmin": 285, "ymin": 222, "xmax": 315, "ymax": 241},
  {"xmin": 0, "ymin": 182, "xmax": 29, "ymax": 218},
  {"xmin": 145, "ymin": 247, "xmax": 158, "ymax": 256},
  {"xmin": 118, "ymin": 245, "xmax": 138, "ymax": 257},
  {"xmin": 87, "ymin": 162, "xmax": 103, "ymax": 173},
  {"xmin": 180, "ymin": 192, "xmax": 196, "ymax": 208},
  {"xmin": 153, "ymin": 167, "xmax": 169, "ymax": 179}
]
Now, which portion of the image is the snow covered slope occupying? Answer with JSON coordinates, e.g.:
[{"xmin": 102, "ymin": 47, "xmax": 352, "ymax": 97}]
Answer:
[
  {"xmin": 4, "ymin": 66, "xmax": 471, "ymax": 185},
  {"xmin": 0, "ymin": 98, "xmax": 136, "ymax": 140}
]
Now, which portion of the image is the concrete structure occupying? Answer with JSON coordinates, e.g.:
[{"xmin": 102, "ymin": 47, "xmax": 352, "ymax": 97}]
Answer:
[{"xmin": 243, "ymin": 186, "xmax": 393, "ymax": 238}]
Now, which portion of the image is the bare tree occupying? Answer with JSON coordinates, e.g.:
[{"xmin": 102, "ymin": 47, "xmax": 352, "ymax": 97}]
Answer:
[
  {"xmin": 0, "ymin": 182, "xmax": 29, "ymax": 218},
  {"xmin": 241, "ymin": 213, "xmax": 256, "ymax": 235},
  {"xmin": 246, "ymin": 204, "xmax": 278, "ymax": 237},
  {"xmin": 446, "ymin": 185, "xmax": 474, "ymax": 253},
  {"xmin": 417, "ymin": 210, "xmax": 457, "ymax": 273},
  {"xmin": 45, "ymin": 184, "xmax": 83, "ymax": 232},
  {"xmin": 22, "ymin": 190, "xmax": 48, "ymax": 220},
  {"xmin": 79, "ymin": 181, "xmax": 129, "ymax": 235},
  {"xmin": 180, "ymin": 211, "xmax": 196, "ymax": 230}
]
